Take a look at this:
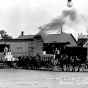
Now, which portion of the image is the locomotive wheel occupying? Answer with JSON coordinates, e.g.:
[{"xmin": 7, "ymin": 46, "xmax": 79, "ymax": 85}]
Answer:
[{"xmin": 44, "ymin": 63, "xmax": 54, "ymax": 71}]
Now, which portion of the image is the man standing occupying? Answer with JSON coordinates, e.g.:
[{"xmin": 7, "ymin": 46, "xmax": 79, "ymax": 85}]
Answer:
[
  {"xmin": 54, "ymin": 48, "xmax": 60, "ymax": 65},
  {"xmin": 55, "ymin": 48, "xmax": 60, "ymax": 59}
]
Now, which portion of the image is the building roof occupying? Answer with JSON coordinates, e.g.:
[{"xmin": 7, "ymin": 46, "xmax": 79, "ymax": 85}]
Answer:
[
  {"xmin": 16, "ymin": 34, "xmax": 43, "ymax": 42},
  {"xmin": 78, "ymin": 34, "xmax": 88, "ymax": 39},
  {"xmin": 17, "ymin": 35, "xmax": 35, "ymax": 39},
  {"xmin": 77, "ymin": 34, "xmax": 88, "ymax": 46},
  {"xmin": 43, "ymin": 33, "xmax": 77, "ymax": 43},
  {"xmin": 16, "ymin": 33, "xmax": 77, "ymax": 45},
  {"xmin": 0, "ymin": 39, "xmax": 33, "ymax": 42}
]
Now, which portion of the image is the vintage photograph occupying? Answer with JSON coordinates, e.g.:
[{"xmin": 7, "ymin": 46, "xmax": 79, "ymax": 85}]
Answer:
[{"xmin": 0, "ymin": 0, "xmax": 87, "ymax": 88}]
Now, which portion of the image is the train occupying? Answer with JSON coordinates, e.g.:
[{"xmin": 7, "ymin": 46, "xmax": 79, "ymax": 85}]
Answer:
[
  {"xmin": 0, "ymin": 38, "xmax": 87, "ymax": 72},
  {"xmin": 0, "ymin": 45, "xmax": 87, "ymax": 72}
]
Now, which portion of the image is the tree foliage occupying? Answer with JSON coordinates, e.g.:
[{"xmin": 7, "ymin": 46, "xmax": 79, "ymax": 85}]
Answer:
[{"xmin": 0, "ymin": 30, "xmax": 12, "ymax": 40}]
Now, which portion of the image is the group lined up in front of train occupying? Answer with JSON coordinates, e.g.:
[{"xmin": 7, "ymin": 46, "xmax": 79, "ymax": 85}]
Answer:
[{"xmin": 0, "ymin": 45, "xmax": 88, "ymax": 72}]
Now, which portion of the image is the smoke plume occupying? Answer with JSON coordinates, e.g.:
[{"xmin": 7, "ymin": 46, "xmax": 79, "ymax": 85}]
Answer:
[{"xmin": 38, "ymin": 9, "xmax": 77, "ymax": 36}]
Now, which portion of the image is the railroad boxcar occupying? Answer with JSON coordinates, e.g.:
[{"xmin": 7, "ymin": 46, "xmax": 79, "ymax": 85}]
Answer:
[{"xmin": 0, "ymin": 39, "xmax": 43, "ymax": 57}]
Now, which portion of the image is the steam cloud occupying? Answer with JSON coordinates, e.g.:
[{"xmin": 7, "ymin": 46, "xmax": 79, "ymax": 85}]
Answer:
[{"xmin": 38, "ymin": 9, "xmax": 77, "ymax": 35}]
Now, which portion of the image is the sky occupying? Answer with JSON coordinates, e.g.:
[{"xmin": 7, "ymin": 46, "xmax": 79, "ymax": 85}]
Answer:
[{"xmin": 0, "ymin": 0, "xmax": 88, "ymax": 38}]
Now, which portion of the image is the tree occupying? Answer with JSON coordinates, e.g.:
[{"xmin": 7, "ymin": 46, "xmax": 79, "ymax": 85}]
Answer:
[{"xmin": 0, "ymin": 30, "xmax": 12, "ymax": 40}]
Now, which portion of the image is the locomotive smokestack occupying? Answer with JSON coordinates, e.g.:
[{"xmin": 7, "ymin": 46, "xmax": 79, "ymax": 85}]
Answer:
[
  {"xmin": 21, "ymin": 31, "xmax": 24, "ymax": 36},
  {"xmin": 60, "ymin": 27, "xmax": 63, "ymax": 34}
]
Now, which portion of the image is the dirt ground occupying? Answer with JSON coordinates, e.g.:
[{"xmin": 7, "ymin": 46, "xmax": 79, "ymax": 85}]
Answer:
[{"xmin": 0, "ymin": 68, "xmax": 88, "ymax": 88}]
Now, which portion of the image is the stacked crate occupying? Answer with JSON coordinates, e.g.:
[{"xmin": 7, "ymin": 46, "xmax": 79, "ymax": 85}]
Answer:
[
  {"xmin": 5, "ymin": 52, "xmax": 15, "ymax": 61},
  {"xmin": 39, "ymin": 54, "xmax": 54, "ymax": 62}
]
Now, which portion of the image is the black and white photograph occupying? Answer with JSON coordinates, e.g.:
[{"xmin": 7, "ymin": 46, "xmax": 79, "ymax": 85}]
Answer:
[{"xmin": 0, "ymin": 0, "xmax": 88, "ymax": 88}]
